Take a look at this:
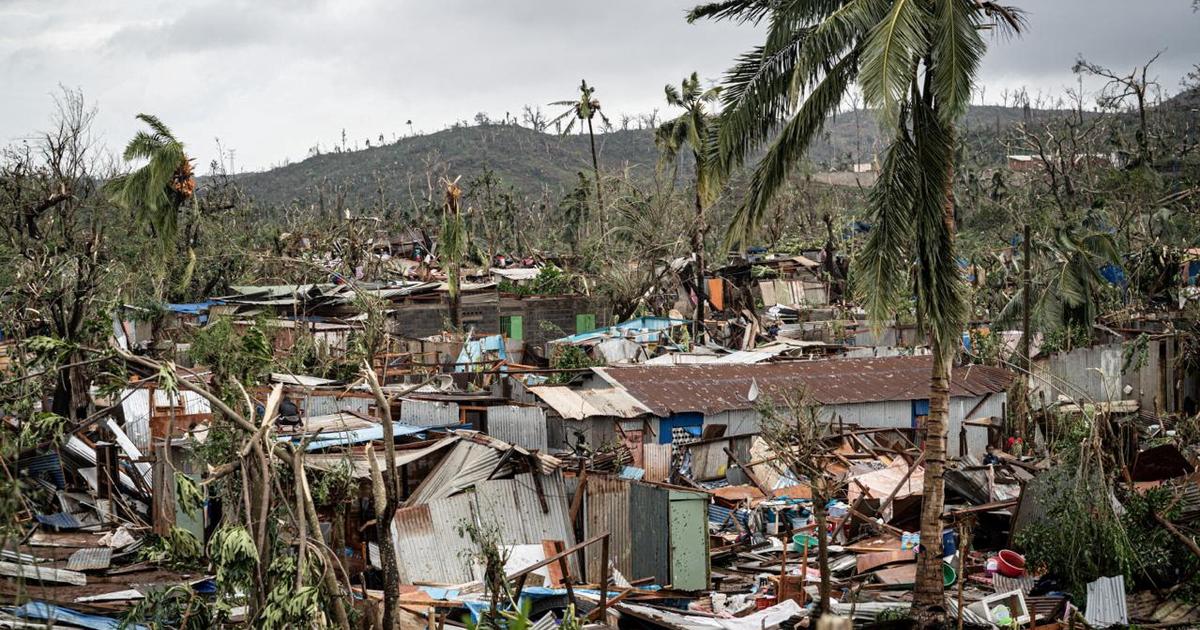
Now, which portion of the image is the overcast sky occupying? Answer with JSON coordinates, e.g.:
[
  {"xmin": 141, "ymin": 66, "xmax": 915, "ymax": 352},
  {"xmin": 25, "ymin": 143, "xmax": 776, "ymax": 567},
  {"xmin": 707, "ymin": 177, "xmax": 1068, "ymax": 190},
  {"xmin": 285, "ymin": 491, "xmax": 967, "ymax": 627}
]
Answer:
[{"xmin": 2, "ymin": 0, "xmax": 1198, "ymax": 172}]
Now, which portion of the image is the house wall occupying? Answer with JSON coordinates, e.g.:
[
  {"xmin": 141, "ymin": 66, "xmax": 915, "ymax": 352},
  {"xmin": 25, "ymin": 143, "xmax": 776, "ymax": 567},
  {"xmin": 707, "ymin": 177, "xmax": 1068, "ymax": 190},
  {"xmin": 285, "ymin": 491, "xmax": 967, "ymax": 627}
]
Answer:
[
  {"xmin": 399, "ymin": 399, "xmax": 460, "ymax": 427},
  {"xmin": 697, "ymin": 395, "xmax": 1005, "ymax": 459},
  {"xmin": 386, "ymin": 294, "xmax": 610, "ymax": 348},
  {"xmin": 1029, "ymin": 340, "xmax": 1196, "ymax": 415}
]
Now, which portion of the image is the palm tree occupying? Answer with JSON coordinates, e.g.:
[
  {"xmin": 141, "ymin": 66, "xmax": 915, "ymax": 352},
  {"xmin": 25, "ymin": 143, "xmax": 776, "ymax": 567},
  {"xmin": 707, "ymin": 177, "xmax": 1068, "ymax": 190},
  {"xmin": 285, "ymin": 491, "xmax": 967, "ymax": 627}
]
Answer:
[
  {"xmin": 105, "ymin": 114, "xmax": 194, "ymax": 251},
  {"xmin": 690, "ymin": 0, "xmax": 1023, "ymax": 620},
  {"xmin": 440, "ymin": 177, "xmax": 467, "ymax": 330},
  {"xmin": 998, "ymin": 224, "xmax": 1122, "ymax": 339},
  {"xmin": 550, "ymin": 80, "xmax": 611, "ymax": 225},
  {"xmin": 656, "ymin": 72, "xmax": 722, "ymax": 341}
]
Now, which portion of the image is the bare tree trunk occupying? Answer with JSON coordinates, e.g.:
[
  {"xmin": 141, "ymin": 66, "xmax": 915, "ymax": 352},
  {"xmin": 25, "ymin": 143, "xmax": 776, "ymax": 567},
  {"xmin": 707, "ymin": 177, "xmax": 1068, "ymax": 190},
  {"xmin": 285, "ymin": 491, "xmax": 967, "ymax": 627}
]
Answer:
[
  {"xmin": 692, "ymin": 187, "xmax": 706, "ymax": 344},
  {"xmin": 587, "ymin": 117, "xmax": 603, "ymax": 230},
  {"xmin": 914, "ymin": 148, "xmax": 957, "ymax": 622},
  {"xmin": 914, "ymin": 342, "xmax": 951, "ymax": 616},
  {"xmin": 365, "ymin": 361, "xmax": 402, "ymax": 630},
  {"xmin": 814, "ymin": 486, "xmax": 831, "ymax": 616}
]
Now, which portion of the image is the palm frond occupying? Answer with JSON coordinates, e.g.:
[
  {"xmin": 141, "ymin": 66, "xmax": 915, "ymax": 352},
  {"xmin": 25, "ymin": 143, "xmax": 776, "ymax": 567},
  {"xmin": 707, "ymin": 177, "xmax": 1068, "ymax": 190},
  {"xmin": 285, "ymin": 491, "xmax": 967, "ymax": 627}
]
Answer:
[
  {"xmin": 726, "ymin": 51, "xmax": 859, "ymax": 247},
  {"xmin": 134, "ymin": 113, "xmax": 176, "ymax": 142},
  {"xmin": 853, "ymin": 120, "xmax": 918, "ymax": 331},
  {"xmin": 978, "ymin": 1, "xmax": 1026, "ymax": 39},
  {"xmin": 859, "ymin": 0, "xmax": 926, "ymax": 122},
  {"xmin": 687, "ymin": 0, "xmax": 775, "ymax": 24},
  {"xmin": 930, "ymin": 0, "xmax": 984, "ymax": 123},
  {"xmin": 908, "ymin": 93, "xmax": 966, "ymax": 351}
]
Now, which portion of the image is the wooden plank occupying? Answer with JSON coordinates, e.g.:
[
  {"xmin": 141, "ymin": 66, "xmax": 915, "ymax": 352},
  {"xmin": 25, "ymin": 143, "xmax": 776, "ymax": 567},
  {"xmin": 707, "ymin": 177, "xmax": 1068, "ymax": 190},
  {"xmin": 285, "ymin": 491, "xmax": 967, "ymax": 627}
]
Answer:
[
  {"xmin": 541, "ymin": 540, "xmax": 566, "ymax": 588},
  {"xmin": 0, "ymin": 560, "xmax": 87, "ymax": 586},
  {"xmin": 855, "ymin": 550, "xmax": 916, "ymax": 574},
  {"xmin": 873, "ymin": 564, "xmax": 916, "ymax": 586}
]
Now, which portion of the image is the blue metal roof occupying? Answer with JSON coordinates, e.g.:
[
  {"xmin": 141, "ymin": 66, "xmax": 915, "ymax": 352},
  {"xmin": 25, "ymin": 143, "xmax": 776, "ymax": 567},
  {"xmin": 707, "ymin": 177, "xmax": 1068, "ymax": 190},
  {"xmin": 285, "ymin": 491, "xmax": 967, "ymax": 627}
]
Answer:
[{"xmin": 554, "ymin": 316, "xmax": 689, "ymax": 345}]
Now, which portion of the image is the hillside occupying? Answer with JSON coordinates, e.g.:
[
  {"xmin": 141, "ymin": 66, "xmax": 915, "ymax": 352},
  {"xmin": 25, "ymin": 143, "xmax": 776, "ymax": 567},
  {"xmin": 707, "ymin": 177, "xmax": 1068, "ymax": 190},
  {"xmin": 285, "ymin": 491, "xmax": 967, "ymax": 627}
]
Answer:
[{"xmin": 228, "ymin": 103, "xmax": 1080, "ymax": 209}]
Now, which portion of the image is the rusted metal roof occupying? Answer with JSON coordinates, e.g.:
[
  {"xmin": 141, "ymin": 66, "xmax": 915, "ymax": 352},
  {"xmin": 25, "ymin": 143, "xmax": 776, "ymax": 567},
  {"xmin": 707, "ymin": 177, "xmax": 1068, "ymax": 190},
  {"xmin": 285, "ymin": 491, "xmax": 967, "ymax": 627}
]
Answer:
[
  {"xmin": 598, "ymin": 356, "xmax": 1013, "ymax": 416},
  {"xmin": 527, "ymin": 385, "xmax": 650, "ymax": 420}
]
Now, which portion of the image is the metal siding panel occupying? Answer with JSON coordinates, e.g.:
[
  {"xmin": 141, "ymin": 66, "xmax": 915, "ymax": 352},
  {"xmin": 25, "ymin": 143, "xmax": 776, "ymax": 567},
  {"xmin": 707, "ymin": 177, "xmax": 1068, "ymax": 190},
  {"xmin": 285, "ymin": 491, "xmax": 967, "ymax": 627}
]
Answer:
[
  {"xmin": 392, "ymin": 503, "xmax": 471, "ymax": 584},
  {"xmin": 400, "ymin": 399, "xmax": 461, "ymax": 427},
  {"xmin": 487, "ymin": 406, "xmax": 548, "ymax": 451},
  {"xmin": 668, "ymin": 490, "xmax": 709, "ymax": 591},
  {"xmin": 630, "ymin": 483, "xmax": 670, "ymax": 584},
  {"xmin": 120, "ymin": 388, "xmax": 152, "ymax": 453},
  {"xmin": 474, "ymin": 478, "xmax": 527, "ymax": 543},
  {"xmin": 584, "ymin": 476, "xmax": 631, "ymax": 581},
  {"xmin": 643, "ymin": 444, "xmax": 672, "ymax": 483}
]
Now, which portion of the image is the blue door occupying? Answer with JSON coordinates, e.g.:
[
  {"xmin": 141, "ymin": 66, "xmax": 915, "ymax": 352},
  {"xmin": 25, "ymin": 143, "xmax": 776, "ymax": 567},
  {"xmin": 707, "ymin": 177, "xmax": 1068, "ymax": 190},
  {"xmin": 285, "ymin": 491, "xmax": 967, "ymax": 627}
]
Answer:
[
  {"xmin": 911, "ymin": 399, "xmax": 930, "ymax": 429},
  {"xmin": 660, "ymin": 413, "xmax": 704, "ymax": 444}
]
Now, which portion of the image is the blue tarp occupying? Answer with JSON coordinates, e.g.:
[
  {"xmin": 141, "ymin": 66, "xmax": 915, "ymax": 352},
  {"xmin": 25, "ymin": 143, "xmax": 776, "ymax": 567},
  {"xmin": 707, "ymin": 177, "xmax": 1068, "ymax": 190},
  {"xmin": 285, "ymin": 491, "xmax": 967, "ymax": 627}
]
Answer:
[
  {"xmin": 455, "ymin": 334, "xmax": 508, "ymax": 373},
  {"xmin": 10, "ymin": 602, "xmax": 146, "ymax": 630},
  {"xmin": 277, "ymin": 423, "xmax": 428, "ymax": 451},
  {"xmin": 1100, "ymin": 263, "xmax": 1127, "ymax": 287},
  {"xmin": 166, "ymin": 301, "xmax": 220, "ymax": 324}
]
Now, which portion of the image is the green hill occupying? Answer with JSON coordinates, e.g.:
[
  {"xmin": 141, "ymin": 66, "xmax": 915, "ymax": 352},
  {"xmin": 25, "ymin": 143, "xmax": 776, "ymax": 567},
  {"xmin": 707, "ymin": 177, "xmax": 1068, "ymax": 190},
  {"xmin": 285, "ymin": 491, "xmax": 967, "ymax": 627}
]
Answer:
[{"xmin": 227, "ymin": 103, "xmax": 1088, "ymax": 209}]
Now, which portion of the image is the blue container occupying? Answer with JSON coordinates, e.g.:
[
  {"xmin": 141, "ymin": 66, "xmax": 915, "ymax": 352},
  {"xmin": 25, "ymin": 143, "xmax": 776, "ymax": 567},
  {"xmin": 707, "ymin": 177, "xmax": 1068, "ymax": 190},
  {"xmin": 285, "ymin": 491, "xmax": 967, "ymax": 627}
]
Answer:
[{"xmin": 942, "ymin": 529, "xmax": 958, "ymax": 556}]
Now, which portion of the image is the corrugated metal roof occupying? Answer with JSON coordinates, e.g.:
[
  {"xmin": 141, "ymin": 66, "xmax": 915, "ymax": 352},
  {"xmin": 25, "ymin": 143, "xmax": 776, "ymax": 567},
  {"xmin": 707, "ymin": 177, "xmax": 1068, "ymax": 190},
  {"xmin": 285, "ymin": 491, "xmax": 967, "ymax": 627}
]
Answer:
[
  {"xmin": 598, "ymin": 356, "xmax": 1013, "ymax": 415},
  {"xmin": 1086, "ymin": 575, "xmax": 1128, "ymax": 628},
  {"xmin": 487, "ymin": 406, "xmax": 549, "ymax": 451},
  {"xmin": 527, "ymin": 386, "xmax": 649, "ymax": 420},
  {"xmin": 393, "ymin": 472, "xmax": 577, "ymax": 585},
  {"xmin": 304, "ymin": 438, "xmax": 457, "ymax": 478}
]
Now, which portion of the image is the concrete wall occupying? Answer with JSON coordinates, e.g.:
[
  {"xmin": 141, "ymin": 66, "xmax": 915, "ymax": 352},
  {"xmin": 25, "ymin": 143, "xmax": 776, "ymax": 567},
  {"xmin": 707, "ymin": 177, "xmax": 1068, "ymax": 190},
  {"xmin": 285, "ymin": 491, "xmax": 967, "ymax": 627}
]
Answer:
[{"xmin": 386, "ymin": 294, "xmax": 610, "ymax": 348}]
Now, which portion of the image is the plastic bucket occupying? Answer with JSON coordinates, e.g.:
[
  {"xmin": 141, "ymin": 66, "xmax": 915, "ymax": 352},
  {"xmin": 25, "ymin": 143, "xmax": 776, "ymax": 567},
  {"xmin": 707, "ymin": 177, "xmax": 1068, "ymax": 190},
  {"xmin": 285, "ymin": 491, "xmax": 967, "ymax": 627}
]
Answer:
[
  {"xmin": 996, "ymin": 550, "xmax": 1026, "ymax": 577},
  {"xmin": 943, "ymin": 562, "xmax": 957, "ymax": 587}
]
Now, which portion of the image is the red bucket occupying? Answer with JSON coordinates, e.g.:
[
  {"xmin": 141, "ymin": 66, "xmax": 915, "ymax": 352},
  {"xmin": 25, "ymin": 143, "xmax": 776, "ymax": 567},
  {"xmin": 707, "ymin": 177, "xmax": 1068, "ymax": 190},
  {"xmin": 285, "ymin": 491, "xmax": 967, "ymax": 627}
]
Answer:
[{"xmin": 996, "ymin": 549, "xmax": 1026, "ymax": 577}]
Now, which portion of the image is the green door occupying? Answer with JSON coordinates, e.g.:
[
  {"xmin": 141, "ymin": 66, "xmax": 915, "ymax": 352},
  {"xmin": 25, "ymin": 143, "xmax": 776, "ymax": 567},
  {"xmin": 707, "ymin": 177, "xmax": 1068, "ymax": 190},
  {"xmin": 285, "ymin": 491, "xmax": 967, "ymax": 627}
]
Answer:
[
  {"xmin": 668, "ymin": 490, "xmax": 709, "ymax": 590},
  {"xmin": 575, "ymin": 313, "xmax": 595, "ymax": 334},
  {"xmin": 502, "ymin": 315, "xmax": 523, "ymax": 341}
]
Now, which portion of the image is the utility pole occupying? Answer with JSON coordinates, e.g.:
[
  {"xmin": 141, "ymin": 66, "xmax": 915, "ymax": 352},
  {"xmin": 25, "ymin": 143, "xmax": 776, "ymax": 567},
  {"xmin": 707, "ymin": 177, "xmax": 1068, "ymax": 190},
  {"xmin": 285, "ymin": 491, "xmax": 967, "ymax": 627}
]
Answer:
[{"xmin": 1021, "ymin": 223, "xmax": 1032, "ymax": 442}]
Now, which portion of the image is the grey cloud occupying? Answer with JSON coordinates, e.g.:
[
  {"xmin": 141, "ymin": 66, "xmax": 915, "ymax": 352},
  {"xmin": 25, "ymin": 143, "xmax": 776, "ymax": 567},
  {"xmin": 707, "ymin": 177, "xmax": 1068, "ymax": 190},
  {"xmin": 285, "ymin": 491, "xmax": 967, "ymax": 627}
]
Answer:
[{"xmin": 2, "ymin": 0, "xmax": 1198, "ymax": 172}]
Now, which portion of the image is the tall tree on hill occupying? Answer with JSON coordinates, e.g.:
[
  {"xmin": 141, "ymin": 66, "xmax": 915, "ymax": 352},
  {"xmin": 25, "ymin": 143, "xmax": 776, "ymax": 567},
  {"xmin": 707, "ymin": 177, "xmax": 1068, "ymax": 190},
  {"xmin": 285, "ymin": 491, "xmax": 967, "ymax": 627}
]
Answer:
[
  {"xmin": 440, "ymin": 177, "xmax": 467, "ymax": 330},
  {"xmin": 106, "ymin": 114, "xmax": 194, "ymax": 252},
  {"xmin": 656, "ymin": 72, "xmax": 722, "ymax": 341},
  {"xmin": 550, "ymin": 80, "xmax": 611, "ymax": 230},
  {"xmin": 690, "ymin": 0, "xmax": 1023, "ymax": 622}
]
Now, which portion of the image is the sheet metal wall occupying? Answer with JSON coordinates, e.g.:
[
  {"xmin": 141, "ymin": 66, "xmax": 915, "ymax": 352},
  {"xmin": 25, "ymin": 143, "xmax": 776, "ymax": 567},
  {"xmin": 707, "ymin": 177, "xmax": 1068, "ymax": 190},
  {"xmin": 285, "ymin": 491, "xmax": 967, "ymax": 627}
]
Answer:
[
  {"xmin": 680, "ymin": 437, "xmax": 751, "ymax": 482},
  {"xmin": 487, "ymin": 406, "xmax": 549, "ymax": 451},
  {"xmin": 120, "ymin": 388, "xmax": 212, "ymax": 453},
  {"xmin": 642, "ymin": 444, "xmax": 672, "ymax": 482},
  {"xmin": 1029, "ymin": 341, "xmax": 1188, "ymax": 414},
  {"xmin": 400, "ymin": 399, "xmax": 461, "ymax": 427},
  {"xmin": 393, "ymin": 472, "xmax": 577, "ymax": 584},
  {"xmin": 392, "ymin": 493, "xmax": 478, "ymax": 584},
  {"xmin": 701, "ymin": 410, "xmax": 760, "ymax": 436},
  {"xmin": 583, "ymin": 476, "xmax": 631, "ymax": 581},
  {"xmin": 300, "ymin": 392, "xmax": 372, "ymax": 419},
  {"xmin": 629, "ymin": 482, "xmax": 671, "ymax": 584}
]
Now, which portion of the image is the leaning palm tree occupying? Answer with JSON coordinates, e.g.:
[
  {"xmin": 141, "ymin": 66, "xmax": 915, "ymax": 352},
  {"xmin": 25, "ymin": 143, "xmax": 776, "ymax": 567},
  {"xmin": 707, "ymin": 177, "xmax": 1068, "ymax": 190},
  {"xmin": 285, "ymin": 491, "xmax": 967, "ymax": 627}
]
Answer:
[
  {"xmin": 550, "ymin": 80, "xmax": 611, "ymax": 223},
  {"xmin": 656, "ymin": 72, "xmax": 722, "ymax": 341},
  {"xmin": 105, "ymin": 114, "xmax": 194, "ymax": 251},
  {"xmin": 690, "ymin": 0, "xmax": 1023, "ymax": 621}
]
